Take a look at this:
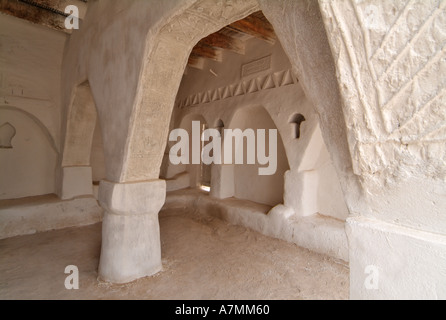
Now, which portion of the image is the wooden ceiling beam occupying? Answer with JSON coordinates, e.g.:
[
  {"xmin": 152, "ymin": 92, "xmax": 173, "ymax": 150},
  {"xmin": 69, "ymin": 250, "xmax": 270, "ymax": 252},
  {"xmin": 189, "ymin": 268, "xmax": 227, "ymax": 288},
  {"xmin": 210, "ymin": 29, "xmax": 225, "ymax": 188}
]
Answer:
[
  {"xmin": 186, "ymin": 11, "xmax": 277, "ymax": 69},
  {"xmin": 187, "ymin": 53, "xmax": 205, "ymax": 69},
  {"xmin": 190, "ymin": 43, "xmax": 222, "ymax": 62},
  {"xmin": 198, "ymin": 32, "xmax": 245, "ymax": 55},
  {"xmin": 226, "ymin": 11, "xmax": 276, "ymax": 44}
]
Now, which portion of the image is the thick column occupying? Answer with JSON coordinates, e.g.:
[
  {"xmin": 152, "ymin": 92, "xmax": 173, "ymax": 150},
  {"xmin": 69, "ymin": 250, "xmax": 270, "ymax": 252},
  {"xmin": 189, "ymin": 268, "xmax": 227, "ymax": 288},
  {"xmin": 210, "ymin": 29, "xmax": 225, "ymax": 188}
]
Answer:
[
  {"xmin": 98, "ymin": 179, "xmax": 166, "ymax": 283},
  {"xmin": 59, "ymin": 166, "xmax": 93, "ymax": 200},
  {"xmin": 347, "ymin": 217, "xmax": 446, "ymax": 299}
]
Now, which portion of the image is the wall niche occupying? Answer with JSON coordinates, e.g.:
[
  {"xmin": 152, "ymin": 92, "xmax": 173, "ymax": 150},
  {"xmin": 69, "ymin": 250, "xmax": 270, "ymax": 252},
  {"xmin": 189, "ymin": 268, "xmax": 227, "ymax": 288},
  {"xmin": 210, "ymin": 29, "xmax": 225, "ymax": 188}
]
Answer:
[{"xmin": 0, "ymin": 122, "xmax": 16, "ymax": 148}]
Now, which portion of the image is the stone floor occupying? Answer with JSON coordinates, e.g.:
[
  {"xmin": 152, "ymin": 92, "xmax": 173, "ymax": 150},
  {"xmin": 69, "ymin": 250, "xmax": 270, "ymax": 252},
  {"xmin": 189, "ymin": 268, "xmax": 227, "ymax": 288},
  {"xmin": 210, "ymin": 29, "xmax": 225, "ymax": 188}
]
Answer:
[{"xmin": 0, "ymin": 207, "xmax": 349, "ymax": 299}]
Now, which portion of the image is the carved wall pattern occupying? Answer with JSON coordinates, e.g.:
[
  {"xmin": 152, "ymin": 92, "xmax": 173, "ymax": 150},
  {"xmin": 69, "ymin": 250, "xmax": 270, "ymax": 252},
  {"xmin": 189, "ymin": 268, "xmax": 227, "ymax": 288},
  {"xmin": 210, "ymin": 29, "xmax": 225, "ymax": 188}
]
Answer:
[
  {"xmin": 163, "ymin": 0, "xmax": 260, "ymax": 45},
  {"xmin": 176, "ymin": 69, "xmax": 297, "ymax": 108},
  {"xmin": 320, "ymin": 0, "xmax": 446, "ymax": 182}
]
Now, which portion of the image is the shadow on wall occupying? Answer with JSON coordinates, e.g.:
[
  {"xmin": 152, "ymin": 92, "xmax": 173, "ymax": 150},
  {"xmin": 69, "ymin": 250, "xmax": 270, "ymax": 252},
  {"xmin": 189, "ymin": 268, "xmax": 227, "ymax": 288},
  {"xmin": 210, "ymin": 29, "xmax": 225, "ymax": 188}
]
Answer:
[{"xmin": 0, "ymin": 106, "xmax": 58, "ymax": 200}]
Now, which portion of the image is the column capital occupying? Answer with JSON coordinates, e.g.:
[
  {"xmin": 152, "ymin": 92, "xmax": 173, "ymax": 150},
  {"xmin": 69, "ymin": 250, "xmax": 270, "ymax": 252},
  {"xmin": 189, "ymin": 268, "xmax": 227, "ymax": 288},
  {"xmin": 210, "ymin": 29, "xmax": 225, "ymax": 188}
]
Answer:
[{"xmin": 98, "ymin": 179, "xmax": 166, "ymax": 216}]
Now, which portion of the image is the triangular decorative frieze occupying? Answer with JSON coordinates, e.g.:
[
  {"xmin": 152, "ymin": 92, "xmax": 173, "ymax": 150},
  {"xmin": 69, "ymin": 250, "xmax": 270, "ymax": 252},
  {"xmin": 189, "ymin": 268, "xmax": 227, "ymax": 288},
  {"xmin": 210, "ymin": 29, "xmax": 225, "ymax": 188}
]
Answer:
[
  {"xmin": 233, "ymin": 83, "xmax": 245, "ymax": 96},
  {"xmin": 181, "ymin": 69, "xmax": 295, "ymax": 107}
]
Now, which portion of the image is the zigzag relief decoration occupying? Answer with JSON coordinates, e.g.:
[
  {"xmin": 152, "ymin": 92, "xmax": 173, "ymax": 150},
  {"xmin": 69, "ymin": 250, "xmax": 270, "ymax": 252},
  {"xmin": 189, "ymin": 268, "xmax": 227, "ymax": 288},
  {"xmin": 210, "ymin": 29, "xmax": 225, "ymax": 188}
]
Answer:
[
  {"xmin": 321, "ymin": 0, "xmax": 446, "ymax": 183},
  {"xmin": 177, "ymin": 69, "xmax": 297, "ymax": 108}
]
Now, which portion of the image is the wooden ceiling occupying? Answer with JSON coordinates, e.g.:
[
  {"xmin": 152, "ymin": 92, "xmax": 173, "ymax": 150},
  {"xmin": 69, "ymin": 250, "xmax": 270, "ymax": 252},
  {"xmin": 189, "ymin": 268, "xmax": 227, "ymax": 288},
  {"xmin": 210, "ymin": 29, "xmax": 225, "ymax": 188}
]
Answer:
[{"xmin": 188, "ymin": 11, "xmax": 276, "ymax": 69}]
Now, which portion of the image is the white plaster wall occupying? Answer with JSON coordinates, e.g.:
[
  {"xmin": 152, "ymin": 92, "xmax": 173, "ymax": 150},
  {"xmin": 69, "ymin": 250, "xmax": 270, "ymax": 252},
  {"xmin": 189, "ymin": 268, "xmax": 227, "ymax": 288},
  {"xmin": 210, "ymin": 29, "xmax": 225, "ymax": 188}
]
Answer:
[
  {"xmin": 0, "ymin": 109, "xmax": 57, "ymax": 199},
  {"xmin": 317, "ymin": 0, "xmax": 446, "ymax": 298},
  {"xmin": 319, "ymin": 0, "xmax": 446, "ymax": 234},
  {"xmin": 0, "ymin": 14, "xmax": 66, "ymax": 199},
  {"xmin": 347, "ymin": 216, "xmax": 446, "ymax": 299},
  {"xmin": 286, "ymin": 123, "xmax": 349, "ymax": 221},
  {"xmin": 0, "ymin": 14, "xmax": 67, "ymax": 148}
]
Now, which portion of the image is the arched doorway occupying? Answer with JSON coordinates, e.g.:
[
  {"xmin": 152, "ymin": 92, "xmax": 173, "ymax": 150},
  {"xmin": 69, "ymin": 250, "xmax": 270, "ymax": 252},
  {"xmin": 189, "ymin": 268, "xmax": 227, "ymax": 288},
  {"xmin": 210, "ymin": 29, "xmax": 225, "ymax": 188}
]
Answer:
[
  {"xmin": 227, "ymin": 105, "xmax": 289, "ymax": 206},
  {"xmin": 160, "ymin": 8, "xmax": 348, "ymax": 259},
  {"xmin": 121, "ymin": 0, "xmax": 355, "ymax": 199},
  {"xmin": 98, "ymin": 0, "xmax": 356, "ymax": 284}
]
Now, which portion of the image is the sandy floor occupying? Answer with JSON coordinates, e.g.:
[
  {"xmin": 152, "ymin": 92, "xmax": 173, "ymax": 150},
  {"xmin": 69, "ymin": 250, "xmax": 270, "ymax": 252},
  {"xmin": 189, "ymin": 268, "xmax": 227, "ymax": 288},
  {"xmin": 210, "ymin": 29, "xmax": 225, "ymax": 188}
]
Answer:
[{"xmin": 0, "ymin": 207, "xmax": 349, "ymax": 299}]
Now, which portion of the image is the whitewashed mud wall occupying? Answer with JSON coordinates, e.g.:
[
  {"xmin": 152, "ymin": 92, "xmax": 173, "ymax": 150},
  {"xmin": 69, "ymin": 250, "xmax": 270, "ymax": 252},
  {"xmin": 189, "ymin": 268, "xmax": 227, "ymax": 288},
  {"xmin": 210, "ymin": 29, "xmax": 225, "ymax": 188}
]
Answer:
[
  {"xmin": 0, "ymin": 14, "xmax": 102, "ymax": 239},
  {"xmin": 0, "ymin": 14, "xmax": 67, "ymax": 199},
  {"xmin": 319, "ymin": 0, "xmax": 446, "ymax": 299},
  {"xmin": 319, "ymin": 0, "xmax": 446, "ymax": 232}
]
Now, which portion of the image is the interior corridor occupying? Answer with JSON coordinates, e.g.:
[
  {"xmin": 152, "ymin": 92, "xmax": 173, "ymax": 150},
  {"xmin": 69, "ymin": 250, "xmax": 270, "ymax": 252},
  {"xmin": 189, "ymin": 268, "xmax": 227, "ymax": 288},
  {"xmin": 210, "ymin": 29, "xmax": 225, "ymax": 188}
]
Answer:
[{"xmin": 1, "ymin": 0, "xmax": 444, "ymax": 300}]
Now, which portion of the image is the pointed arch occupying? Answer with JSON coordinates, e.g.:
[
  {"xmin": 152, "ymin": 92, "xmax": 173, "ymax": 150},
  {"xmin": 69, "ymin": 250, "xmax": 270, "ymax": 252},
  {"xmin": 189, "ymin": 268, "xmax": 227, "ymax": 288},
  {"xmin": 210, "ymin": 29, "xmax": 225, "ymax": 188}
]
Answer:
[{"xmin": 119, "ymin": 0, "xmax": 357, "ymax": 213}]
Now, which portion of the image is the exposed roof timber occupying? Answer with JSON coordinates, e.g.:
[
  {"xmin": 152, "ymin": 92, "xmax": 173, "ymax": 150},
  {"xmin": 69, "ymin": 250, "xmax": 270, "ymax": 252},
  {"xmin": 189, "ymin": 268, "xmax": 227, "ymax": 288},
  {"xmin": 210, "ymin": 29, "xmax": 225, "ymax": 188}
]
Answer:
[
  {"xmin": 188, "ymin": 54, "xmax": 205, "ymax": 70},
  {"xmin": 0, "ymin": 0, "xmax": 88, "ymax": 33},
  {"xmin": 226, "ymin": 11, "xmax": 276, "ymax": 44},
  {"xmin": 190, "ymin": 43, "xmax": 222, "ymax": 62},
  {"xmin": 0, "ymin": 0, "xmax": 65, "ymax": 31},
  {"xmin": 18, "ymin": 0, "xmax": 69, "ymax": 17},
  {"xmin": 198, "ymin": 31, "xmax": 245, "ymax": 55},
  {"xmin": 37, "ymin": 0, "xmax": 88, "ymax": 16},
  {"xmin": 186, "ymin": 11, "xmax": 276, "ymax": 68}
]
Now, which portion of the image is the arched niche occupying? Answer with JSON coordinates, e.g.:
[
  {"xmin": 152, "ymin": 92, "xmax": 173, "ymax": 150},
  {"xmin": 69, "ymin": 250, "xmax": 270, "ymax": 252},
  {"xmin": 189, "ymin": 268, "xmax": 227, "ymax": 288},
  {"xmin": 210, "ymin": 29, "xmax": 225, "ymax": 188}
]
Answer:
[
  {"xmin": 59, "ymin": 81, "xmax": 106, "ymax": 199},
  {"xmin": 227, "ymin": 105, "xmax": 289, "ymax": 206},
  {"xmin": 0, "ymin": 107, "xmax": 58, "ymax": 199},
  {"xmin": 62, "ymin": 81, "xmax": 98, "ymax": 167}
]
